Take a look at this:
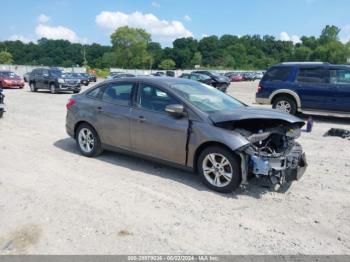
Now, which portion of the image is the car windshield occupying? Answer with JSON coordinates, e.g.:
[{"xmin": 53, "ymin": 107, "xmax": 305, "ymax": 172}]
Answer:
[
  {"xmin": 49, "ymin": 70, "xmax": 63, "ymax": 77},
  {"xmin": 1, "ymin": 71, "xmax": 17, "ymax": 77},
  {"xmin": 171, "ymin": 82, "xmax": 244, "ymax": 113},
  {"xmin": 209, "ymin": 72, "xmax": 220, "ymax": 77}
]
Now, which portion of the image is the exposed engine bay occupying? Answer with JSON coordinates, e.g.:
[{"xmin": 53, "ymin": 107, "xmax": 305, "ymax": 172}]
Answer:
[{"xmin": 215, "ymin": 118, "xmax": 308, "ymax": 189}]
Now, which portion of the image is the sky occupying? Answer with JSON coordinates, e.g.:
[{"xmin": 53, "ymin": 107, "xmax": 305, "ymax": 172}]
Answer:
[{"xmin": 1, "ymin": 0, "xmax": 350, "ymax": 47}]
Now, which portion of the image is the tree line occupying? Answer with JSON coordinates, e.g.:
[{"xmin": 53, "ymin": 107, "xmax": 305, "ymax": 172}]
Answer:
[{"xmin": 0, "ymin": 25, "xmax": 349, "ymax": 70}]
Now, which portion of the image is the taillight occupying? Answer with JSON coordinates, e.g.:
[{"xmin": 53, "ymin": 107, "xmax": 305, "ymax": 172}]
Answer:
[
  {"xmin": 257, "ymin": 85, "xmax": 262, "ymax": 93},
  {"xmin": 66, "ymin": 98, "xmax": 76, "ymax": 110}
]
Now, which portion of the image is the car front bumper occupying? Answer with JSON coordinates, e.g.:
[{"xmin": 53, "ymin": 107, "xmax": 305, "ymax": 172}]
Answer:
[
  {"xmin": 2, "ymin": 82, "xmax": 24, "ymax": 88},
  {"xmin": 58, "ymin": 84, "xmax": 81, "ymax": 91}
]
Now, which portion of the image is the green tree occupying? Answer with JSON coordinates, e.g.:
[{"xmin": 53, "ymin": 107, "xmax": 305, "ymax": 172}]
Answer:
[
  {"xmin": 191, "ymin": 52, "xmax": 202, "ymax": 67},
  {"xmin": 0, "ymin": 51, "xmax": 13, "ymax": 64},
  {"xmin": 294, "ymin": 46, "xmax": 312, "ymax": 61},
  {"xmin": 159, "ymin": 59, "xmax": 176, "ymax": 69},
  {"xmin": 110, "ymin": 26, "xmax": 151, "ymax": 68},
  {"xmin": 320, "ymin": 25, "xmax": 341, "ymax": 44}
]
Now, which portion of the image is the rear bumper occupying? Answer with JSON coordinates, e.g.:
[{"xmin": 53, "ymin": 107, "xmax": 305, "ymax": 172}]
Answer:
[{"xmin": 255, "ymin": 97, "xmax": 270, "ymax": 104}]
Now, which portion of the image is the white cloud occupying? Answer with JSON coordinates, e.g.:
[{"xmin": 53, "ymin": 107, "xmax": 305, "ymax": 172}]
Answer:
[
  {"xmin": 340, "ymin": 25, "xmax": 350, "ymax": 43},
  {"xmin": 35, "ymin": 24, "xmax": 87, "ymax": 43},
  {"xmin": 151, "ymin": 2, "xmax": 160, "ymax": 8},
  {"xmin": 37, "ymin": 14, "xmax": 50, "ymax": 23},
  {"xmin": 279, "ymin": 31, "xmax": 301, "ymax": 44},
  {"xmin": 183, "ymin": 15, "xmax": 191, "ymax": 22},
  {"xmin": 8, "ymin": 35, "xmax": 33, "ymax": 43},
  {"xmin": 95, "ymin": 11, "xmax": 193, "ymax": 45}
]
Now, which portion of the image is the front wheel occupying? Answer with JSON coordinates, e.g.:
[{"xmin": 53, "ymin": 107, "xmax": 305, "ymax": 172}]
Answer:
[
  {"xmin": 76, "ymin": 123, "xmax": 103, "ymax": 157},
  {"xmin": 30, "ymin": 82, "xmax": 37, "ymax": 92},
  {"xmin": 197, "ymin": 146, "xmax": 241, "ymax": 193},
  {"xmin": 50, "ymin": 84, "xmax": 57, "ymax": 94}
]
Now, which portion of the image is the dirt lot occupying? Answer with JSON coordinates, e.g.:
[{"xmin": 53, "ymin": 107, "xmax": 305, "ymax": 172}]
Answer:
[{"xmin": 0, "ymin": 80, "xmax": 349, "ymax": 254}]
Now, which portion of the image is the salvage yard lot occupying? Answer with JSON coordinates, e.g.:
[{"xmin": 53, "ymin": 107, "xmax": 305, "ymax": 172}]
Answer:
[{"xmin": 0, "ymin": 80, "xmax": 349, "ymax": 254}]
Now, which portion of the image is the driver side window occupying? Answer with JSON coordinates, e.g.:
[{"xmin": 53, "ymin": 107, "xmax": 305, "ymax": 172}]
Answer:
[{"xmin": 137, "ymin": 84, "xmax": 179, "ymax": 113}]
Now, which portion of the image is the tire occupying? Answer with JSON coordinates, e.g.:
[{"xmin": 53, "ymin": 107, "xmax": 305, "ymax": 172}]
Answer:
[
  {"xmin": 197, "ymin": 146, "xmax": 241, "ymax": 193},
  {"xmin": 29, "ymin": 82, "xmax": 37, "ymax": 92},
  {"xmin": 73, "ymin": 90, "xmax": 80, "ymax": 94},
  {"xmin": 272, "ymin": 95, "xmax": 297, "ymax": 115},
  {"xmin": 50, "ymin": 83, "xmax": 57, "ymax": 94},
  {"xmin": 76, "ymin": 123, "xmax": 103, "ymax": 157}
]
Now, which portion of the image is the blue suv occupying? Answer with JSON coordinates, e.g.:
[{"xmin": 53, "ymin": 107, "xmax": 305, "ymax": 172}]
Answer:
[{"xmin": 256, "ymin": 62, "xmax": 350, "ymax": 116}]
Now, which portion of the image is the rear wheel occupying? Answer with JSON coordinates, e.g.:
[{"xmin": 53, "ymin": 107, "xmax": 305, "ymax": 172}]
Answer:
[
  {"xmin": 30, "ymin": 82, "xmax": 37, "ymax": 92},
  {"xmin": 197, "ymin": 146, "xmax": 241, "ymax": 193},
  {"xmin": 76, "ymin": 123, "xmax": 103, "ymax": 157},
  {"xmin": 273, "ymin": 95, "xmax": 297, "ymax": 115}
]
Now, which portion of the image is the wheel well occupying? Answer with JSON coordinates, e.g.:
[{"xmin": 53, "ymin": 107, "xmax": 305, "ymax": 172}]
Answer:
[
  {"xmin": 271, "ymin": 93, "xmax": 296, "ymax": 105},
  {"xmin": 73, "ymin": 121, "xmax": 96, "ymax": 138},
  {"xmin": 193, "ymin": 141, "xmax": 240, "ymax": 173}
]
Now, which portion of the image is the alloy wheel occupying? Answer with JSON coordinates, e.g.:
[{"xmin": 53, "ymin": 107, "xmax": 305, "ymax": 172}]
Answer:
[
  {"xmin": 78, "ymin": 128, "xmax": 95, "ymax": 153},
  {"xmin": 202, "ymin": 153, "xmax": 233, "ymax": 187},
  {"xmin": 275, "ymin": 100, "xmax": 291, "ymax": 113}
]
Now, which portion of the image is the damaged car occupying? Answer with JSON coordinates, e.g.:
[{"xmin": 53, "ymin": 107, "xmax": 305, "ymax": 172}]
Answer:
[{"xmin": 65, "ymin": 77, "xmax": 307, "ymax": 193}]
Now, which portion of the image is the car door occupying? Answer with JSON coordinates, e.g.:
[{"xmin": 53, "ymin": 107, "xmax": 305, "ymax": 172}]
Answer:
[
  {"xmin": 330, "ymin": 68, "xmax": 350, "ymax": 112},
  {"xmin": 35, "ymin": 69, "xmax": 44, "ymax": 88},
  {"xmin": 42, "ymin": 69, "xmax": 50, "ymax": 89},
  {"xmin": 130, "ymin": 83, "xmax": 189, "ymax": 165},
  {"xmin": 96, "ymin": 82, "xmax": 134, "ymax": 150},
  {"xmin": 295, "ymin": 67, "xmax": 334, "ymax": 110}
]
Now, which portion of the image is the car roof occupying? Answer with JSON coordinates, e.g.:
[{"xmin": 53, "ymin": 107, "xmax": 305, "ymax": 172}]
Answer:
[{"xmin": 105, "ymin": 76, "xmax": 195, "ymax": 88}]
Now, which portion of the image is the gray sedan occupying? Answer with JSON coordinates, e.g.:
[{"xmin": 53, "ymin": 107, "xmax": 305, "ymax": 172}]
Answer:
[{"xmin": 65, "ymin": 77, "xmax": 307, "ymax": 193}]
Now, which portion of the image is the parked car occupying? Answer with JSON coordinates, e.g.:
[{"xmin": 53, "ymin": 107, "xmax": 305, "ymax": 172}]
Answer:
[
  {"xmin": 227, "ymin": 73, "xmax": 244, "ymax": 82},
  {"xmin": 111, "ymin": 73, "xmax": 136, "ymax": 79},
  {"xmin": 254, "ymin": 72, "xmax": 264, "ymax": 79},
  {"xmin": 106, "ymin": 72, "xmax": 124, "ymax": 80},
  {"xmin": 0, "ymin": 71, "xmax": 25, "ymax": 89},
  {"xmin": 29, "ymin": 68, "xmax": 81, "ymax": 94},
  {"xmin": 256, "ymin": 62, "xmax": 350, "ymax": 116},
  {"xmin": 192, "ymin": 71, "xmax": 230, "ymax": 92},
  {"xmin": 179, "ymin": 73, "xmax": 214, "ymax": 86},
  {"xmin": 81, "ymin": 73, "xmax": 97, "ymax": 82},
  {"xmin": 66, "ymin": 77, "xmax": 307, "ymax": 193},
  {"xmin": 151, "ymin": 72, "xmax": 166, "ymax": 77},
  {"xmin": 242, "ymin": 72, "xmax": 256, "ymax": 81},
  {"xmin": 67, "ymin": 73, "xmax": 89, "ymax": 86}
]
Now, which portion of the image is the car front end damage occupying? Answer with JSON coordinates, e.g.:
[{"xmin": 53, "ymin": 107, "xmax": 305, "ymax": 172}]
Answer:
[
  {"xmin": 236, "ymin": 124, "xmax": 307, "ymax": 189},
  {"xmin": 211, "ymin": 108, "xmax": 308, "ymax": 190}
]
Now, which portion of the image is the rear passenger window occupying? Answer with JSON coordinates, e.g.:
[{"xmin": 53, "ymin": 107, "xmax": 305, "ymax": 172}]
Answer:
[
  {"xmin": 102, "ymin": 83, "xmax": 133, "ymax": 106},
  {"xmin": 330, "ymin": 69, "xmax": 350, "ymax": 84},
  {"xmin": 262, "ymin": 67, "xmax": 291, "ymax": 82},
  {"xmin": 87, "ymin": 87, "xmax": 102, "ymax": 98},
  {"xmin": 296, "ymin": 68, "xmax": 329, "ymax": 83}
]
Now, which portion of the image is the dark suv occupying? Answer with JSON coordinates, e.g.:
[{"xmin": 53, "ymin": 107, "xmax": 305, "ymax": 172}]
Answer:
[
  {"xmin": 192, "ymin": 71, "xmax": 230, "ymax": 92},
  {"xmin": 29, "ymin": 68, "xmax": 81, "ymax": 94},
  {"xmin": 256, "ymin": 62, "xmax": 350, "ymax": 116}
]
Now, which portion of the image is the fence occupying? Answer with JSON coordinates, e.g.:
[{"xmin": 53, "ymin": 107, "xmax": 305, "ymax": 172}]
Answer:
[{"xmin": 0, "ymin": 64, "xmax": 86, "ymax": 76}]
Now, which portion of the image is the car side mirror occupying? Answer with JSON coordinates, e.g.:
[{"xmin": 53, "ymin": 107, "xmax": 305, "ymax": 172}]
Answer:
[{"xmin": 165, "ymin": 104, "xmax": 186, "ymax": 117}]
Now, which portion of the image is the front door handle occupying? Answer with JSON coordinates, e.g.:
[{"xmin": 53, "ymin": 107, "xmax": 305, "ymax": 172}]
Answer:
[
  {"xmin": 97, "ymin": 106, "xmax": 104, "ymax": 113},
  {"xmin": 138, "ymin": 116, "xmax": 146, "ymax": 122}
]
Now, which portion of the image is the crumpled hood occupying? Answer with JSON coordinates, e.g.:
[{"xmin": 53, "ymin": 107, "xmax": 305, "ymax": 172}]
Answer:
[{"xmin": 209, "ymin": 106, "xmax": 305, "ymax": 127}]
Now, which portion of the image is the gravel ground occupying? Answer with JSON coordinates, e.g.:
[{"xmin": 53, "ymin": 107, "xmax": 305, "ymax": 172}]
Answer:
[{"xmin": 0, "ymin": 80, "xmax": 349, "ymax": 254}]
